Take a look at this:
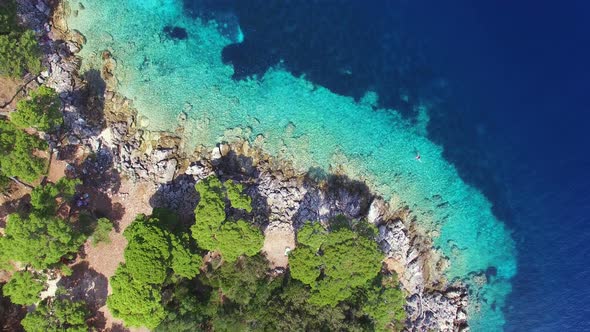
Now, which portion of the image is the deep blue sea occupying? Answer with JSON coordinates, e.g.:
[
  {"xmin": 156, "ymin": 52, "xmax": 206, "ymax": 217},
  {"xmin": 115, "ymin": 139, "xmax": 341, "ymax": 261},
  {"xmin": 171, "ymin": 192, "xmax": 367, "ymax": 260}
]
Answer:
[
  {"xmin": 219, "ymin": 0, "xmax": 590, "ymax": 330},
  {"xmin": 404, "ymin": 1, "xmax": 590, "ymax": 330},
  {"xmin": 400, "ymin": 2, "xmax": 590, "ymax": 330}
]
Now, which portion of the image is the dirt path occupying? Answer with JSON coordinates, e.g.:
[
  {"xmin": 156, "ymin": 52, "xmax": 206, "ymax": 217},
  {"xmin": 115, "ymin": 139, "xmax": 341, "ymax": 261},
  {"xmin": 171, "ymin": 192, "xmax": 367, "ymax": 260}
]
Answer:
[{"xmin": 82, "ymin": 179, "xmax": 156, "ymax": 331}]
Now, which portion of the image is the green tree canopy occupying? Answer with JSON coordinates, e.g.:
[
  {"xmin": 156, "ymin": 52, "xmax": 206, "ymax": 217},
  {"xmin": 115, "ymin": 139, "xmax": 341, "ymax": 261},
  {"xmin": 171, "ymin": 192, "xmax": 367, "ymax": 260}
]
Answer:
[
  {"xmin": 170, "ymin": 233, "xmax": 203, "ymax": 279},
  {"xmin": 224, "ymin": 180, "xmax": 252, "ymax": 212},
  {"xmin": 108, "ymin": 212, "xmax": 204, "ymax": 329},
  {"xmin": 0, "ymin": 120, "xmax": 47, "ymax": 182},
  {"xmin": 289, "ymin": 221, "xmax": 384, "ymax": 306},
  {"xmin": 123, "ymin": 214, "xmax": 202, "ymax": 283},
  {"xmin": 123, "ymin": 215, "xmax": 172, "ymax": 284},
  {"xmin": 203, "ymin": 255, "xmax": 275, "ymax": 306},
  {"xmin": 0, "ymin": 1, "xmax": 42, "ymax": 78},
  {"xmin": 191, "ymin": 176, "xmax": 263, "ymax": 262},
  {"xmin": 30, "ymin": 177, "xmax": 79, "ymax": 215},
  {"xmin": 0, "ymin": 213, "xmax": 85, "ymax": 269},
  {"xmin": 0, "ymin": 30, "xmax": 41, "ymax": 78},
  {"xmin": 2, "ymin": 270, "xmax": 45, "ymax": 305},
  {"xmin": 11, "ymin": 86, "xmax": 62, "ymax": 132},
  {"xmin": 216, "ymin": 220, "xmax": 264, "ymax": 262},
  {"xmin": 361, "ymin": 278, "xmax": 406, "ymax": 332},
  {"xmin": 21, "ymin": 297, "xmax": 90, "ymax": 332},
  {"xmin": 107, "ymin": 265, "xmax": 167, "ymax": 330}
]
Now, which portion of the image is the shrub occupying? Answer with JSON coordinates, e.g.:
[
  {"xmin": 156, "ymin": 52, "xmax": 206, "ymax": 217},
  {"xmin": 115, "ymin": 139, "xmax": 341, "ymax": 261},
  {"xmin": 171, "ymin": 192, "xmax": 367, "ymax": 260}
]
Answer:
[
  {"xmin": 92, "ymin": 217, "xmax": 113, "ymax": 246},
  {"xmin": 191, "ymin": 176, "xmax": 263, "ymax": 262},
  {"xmin": 225, "ymin": 180, "xmax": 252, "ymax": 212},
  {"xmin": 30, "ymin": 177, "xmax": 80, "ymax": 215}
]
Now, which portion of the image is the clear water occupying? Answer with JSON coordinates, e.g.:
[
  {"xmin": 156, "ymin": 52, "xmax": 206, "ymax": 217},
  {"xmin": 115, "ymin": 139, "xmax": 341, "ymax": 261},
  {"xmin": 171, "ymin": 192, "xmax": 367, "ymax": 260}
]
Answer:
[{"xmin": 66, "ymin": 0, "xmax": 517, "ymax": 329}]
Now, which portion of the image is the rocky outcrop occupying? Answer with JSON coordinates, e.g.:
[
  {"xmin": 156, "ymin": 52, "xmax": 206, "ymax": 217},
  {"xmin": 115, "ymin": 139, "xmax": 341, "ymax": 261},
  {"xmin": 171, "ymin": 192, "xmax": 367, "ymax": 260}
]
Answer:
[{"xmin": 371, "ymin": 198, "xmax": 470, "ymax": 331}]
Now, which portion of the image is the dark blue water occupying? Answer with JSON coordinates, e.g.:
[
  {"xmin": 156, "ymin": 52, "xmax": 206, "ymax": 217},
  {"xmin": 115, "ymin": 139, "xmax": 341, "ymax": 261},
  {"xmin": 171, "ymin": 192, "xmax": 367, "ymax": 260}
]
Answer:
[
  {"xmin": 205, "ymin": 0, "xmax": 590, "ymax": 329},
  {"xmin": 400, "ymin": 1, "xmax": 590, "ymax": 330}
]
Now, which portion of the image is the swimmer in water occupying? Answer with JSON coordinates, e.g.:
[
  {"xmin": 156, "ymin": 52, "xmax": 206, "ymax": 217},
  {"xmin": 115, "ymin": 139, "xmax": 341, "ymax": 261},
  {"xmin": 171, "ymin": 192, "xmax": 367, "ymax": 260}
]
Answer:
[{"xmin": 415, "ymin": 150, "xmax": 422, "ymax": 162}]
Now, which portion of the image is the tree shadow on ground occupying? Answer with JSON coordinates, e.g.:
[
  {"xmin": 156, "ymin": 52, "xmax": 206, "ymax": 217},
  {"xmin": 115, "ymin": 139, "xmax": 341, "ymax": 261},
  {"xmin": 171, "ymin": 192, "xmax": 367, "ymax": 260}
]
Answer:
[
  {"xmin": 77, "ymin": 148, "xmax": 124, "ymax": 231},
  {"xmin": 293, "ymin": 169, "xmax": 374, "ymax": 229},
  {"xmin": 79, "ymin": 69, "xmax": 107, "ymax": 131},
  {"xmin": 107, "ymin": 323, "xmax": 129, "ymax": 332},
  {"xmin": 0, "ymin": 284, "xmax": 26, "ymax": 332},
  {"xmin": 57, "ymin": 261, "xmax": 108, "ymax": 331}
]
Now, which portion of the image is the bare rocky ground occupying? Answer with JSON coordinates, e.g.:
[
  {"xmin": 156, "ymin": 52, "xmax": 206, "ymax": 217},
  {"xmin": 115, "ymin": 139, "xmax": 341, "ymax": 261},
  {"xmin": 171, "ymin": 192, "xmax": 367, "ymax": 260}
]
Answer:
[{"xmin": 3, "ymin": 1, "xmax": 471, "ymax": 331}]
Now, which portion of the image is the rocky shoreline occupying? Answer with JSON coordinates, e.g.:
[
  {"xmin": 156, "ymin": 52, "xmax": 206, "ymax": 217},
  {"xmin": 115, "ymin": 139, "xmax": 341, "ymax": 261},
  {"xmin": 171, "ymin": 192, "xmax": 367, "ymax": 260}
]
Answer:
[{"xmin": 15, "ymin": 1, "xmax": 470, "ymax": 330}]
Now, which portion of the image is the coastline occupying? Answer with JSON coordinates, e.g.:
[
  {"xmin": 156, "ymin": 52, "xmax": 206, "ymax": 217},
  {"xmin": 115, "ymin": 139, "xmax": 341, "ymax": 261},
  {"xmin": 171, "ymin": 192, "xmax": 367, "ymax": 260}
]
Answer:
[{"xmin": 13, "ymin": 0, "xmax": 475, "ymax": 330}]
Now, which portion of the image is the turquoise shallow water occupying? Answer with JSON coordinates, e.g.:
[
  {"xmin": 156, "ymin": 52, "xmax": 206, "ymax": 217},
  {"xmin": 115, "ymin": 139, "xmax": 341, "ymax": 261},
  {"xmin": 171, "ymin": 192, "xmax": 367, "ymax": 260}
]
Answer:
[{"xmin": 66, "ymin": 0, "xmax": 516, "ymax": 329}]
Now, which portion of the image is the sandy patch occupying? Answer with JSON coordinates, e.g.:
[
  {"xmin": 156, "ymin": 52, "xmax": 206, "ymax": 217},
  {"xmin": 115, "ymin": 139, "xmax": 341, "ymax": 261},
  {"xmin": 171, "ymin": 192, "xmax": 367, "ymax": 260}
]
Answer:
[
  {"xmin": 47, "ymin": 153, "xmax": 69, "ymax": 183},
  {"xmin": 0, "ymin": 76, "xmax": 24, "ymax": 110},
  {"xmin": 262, "ymin": 226, "xmax": 296, "ymax": 269}
]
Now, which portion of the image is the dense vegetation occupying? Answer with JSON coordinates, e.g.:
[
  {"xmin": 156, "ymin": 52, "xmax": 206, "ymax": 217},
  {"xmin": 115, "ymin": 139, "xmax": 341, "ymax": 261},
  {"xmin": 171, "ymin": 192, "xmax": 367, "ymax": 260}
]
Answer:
[
  {"xmin": 12, "ymin": 85, "xmax": 63, "ymax": 132},
  {"xmin": 106, "ymin": 175, "xmax": 406, "ymax": 331},
  {"xmin": 0, "ymin": 175, "xmax": 90, "ymax": 331},
  {"xmin": 2, "ymin": 271, "xmax": 46, "ymax": 306},
  {"xmin": 21, "ymin": 297, "xmax": 90, "ymax": 332},
  {"xmin": 191, "ymin": 177, "xmax": 263, "ymax": 262},
  {"xmin": 0, "ymin": 10, "xmax": 91, "ymax": 330},
  {"xmin": 0, "ymin": 119, "xmax": 47, "ymax": 183},
  {"xmin": 0, "ymin": 0, "xmax": 42, "ymax": 77},
  {"xmin": 107, "ymin": 212, "xmax": 203, "ymax": 329}
]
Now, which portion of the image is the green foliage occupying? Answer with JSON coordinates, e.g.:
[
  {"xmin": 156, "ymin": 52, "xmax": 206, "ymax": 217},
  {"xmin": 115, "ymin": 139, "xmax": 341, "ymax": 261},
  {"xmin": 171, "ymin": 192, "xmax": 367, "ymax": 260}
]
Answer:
[
  {"xmin": 123, "ymin": 215, "xmax": 172, "ymax": 285},
  {"xmin": 170, "ymin": 233, "xmax": 202, "ymax": 279},
  {"xmin": 107, "ymin": 265, "xmax": 166, "ymax": 330},
  {"xmin": 290, "ymin": 221, "xmax": 383, "ymax": 306},
  {"xmin": 92, "ymin": 217, "xmax": 113, "ymax": 245},
  {"xmin": 224, "ymin": 180, "xmax": 252, "ymax": 212},
  {"xmin": 288, "ymin": 246, "xmax": 322, "ymax": 285},
  {"xmin": 253, "ymin": 280, "xmax": 368, "ymax": 332},
  {"xmin": 0, "ymin": 213, "xmax": 86, "ymax": 269},
  {"xmin": 21, "ymin": 297, "xmax": 90, "ymax": 332},
  {"xmin": 0, "ymin": 0, "xmax": 17, "ymax": 35},
  {"xmin": 0, "ymin": 30, "xmax": 42, "ymax": 78},
  {"xmin": 12, "ymin": 86, "xmax": 62, "ymax": 132},
  {"xmin": 362, "ymin": 278, "xmax": 406, "ymax": 331},
  {"xmin": 30, "ymin": 177, "xmax": 79, "ymax": 215},
  {"xmin": 0, "ymin": 120, "xmax": 47, "ymax": 182},
  {"xmin": 204, "ymin": 255, "xmax": 274, "ymax": 306},
  {"xmin": 109, "ymin": 212, "xmax": 203, "ymax": 329},
  {"xmin": 296, "ymin": 221, "xmax": 327, "ymax": 251},
  {"xmin": 155, "ymin": 225, "xmax": 405, "ymax": 332},
  {"xmin": 216, "ymin": 220, "xmax": 264, "ymax": 263},
  {"xmin": 0, "ymin": 1, "xmax": 42, "ymax": 78},
  {"xmin": 2, "ymin": 270, "xmax": 45, "ymax": 305},
  {"xmin": 191, "ymin": 176, "xmax": 263, "ymax": 262},
  {"xmin": 192, "ymin": 176, "xmax": 226, "ymax": 251}
]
